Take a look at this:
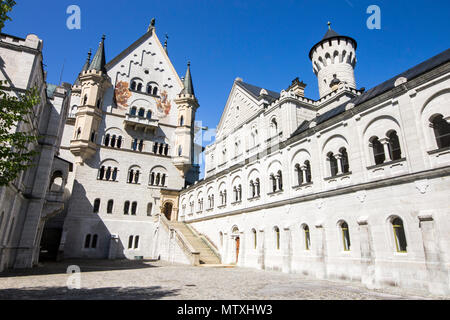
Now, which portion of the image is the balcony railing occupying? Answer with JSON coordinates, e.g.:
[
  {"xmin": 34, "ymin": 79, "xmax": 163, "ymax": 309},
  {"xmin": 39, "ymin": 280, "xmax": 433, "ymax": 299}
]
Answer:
[{"xmin": 124, "ymin": 113, "xmax": 159, "ymax": 132}]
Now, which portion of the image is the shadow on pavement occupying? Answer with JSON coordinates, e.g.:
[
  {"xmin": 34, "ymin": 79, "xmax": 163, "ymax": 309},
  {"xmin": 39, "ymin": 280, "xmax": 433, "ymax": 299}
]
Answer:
[
  {"xmin": 0, "ymin": 285, "xmax": 180, "ymax": 300},
  {"xmin": 0, "ymin": 259, "xmax": 160, "ymax": 278}
]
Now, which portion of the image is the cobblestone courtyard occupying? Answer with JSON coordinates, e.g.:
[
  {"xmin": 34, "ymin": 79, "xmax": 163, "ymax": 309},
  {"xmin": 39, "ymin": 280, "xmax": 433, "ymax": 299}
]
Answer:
[{"xmin": 0, "ymin": 260, "xmax": 446, "ymax": 300}]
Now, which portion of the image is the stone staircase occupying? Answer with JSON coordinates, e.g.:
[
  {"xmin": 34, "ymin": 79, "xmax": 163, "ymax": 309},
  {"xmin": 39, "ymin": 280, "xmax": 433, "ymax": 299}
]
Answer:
[{"xmin": 169, "ymin": 221, "xmax": 221, "ymax": 265}]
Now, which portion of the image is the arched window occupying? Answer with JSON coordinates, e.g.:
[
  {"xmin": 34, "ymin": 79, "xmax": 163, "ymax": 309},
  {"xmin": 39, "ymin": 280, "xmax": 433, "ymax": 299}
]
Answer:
[
  {"xmin": 392, "ymin": 217, "xmax": 407, "ymax": 253},
  {"xmin": 110, "ymin": 135, "xmax": 117, "ymax": 148},
  {"xmin": 252, "ymin": 229, "xmax": 257, "ymax": 249},
  {"xmin": 107, "ymin": 200, "xmax": 114, "ymax": 214},
  {"xmin": 131, "ymin": 81, "xmax": 137, "ymax": 91},
  {"xmin": 130, "ymin": 107, "xmax": 137, "ymax": 116},
  {"xmin": 304, "ymin": 161, "xmax": 312, "ymax": 183},
  {"xmin": 83, "ymin": 95, "xmax": 88, "ymax": 105},
  {"xmin": 124, "ymin": 201, "xmax": 130, "ymax": 215},
  {"xmin": 387, "ymin": 131, "xmax": 402, "ymax": 161},
  {"xmin": 370, "ymin": 137, "xmax": 385, "ymax": 165},
  {"xmin": 138, "ymin": 108, "xmax": 145, "ymax": 117},
  {"xmin": 161, "ymin": 174, "xmax": 166, "ymax": 186},
  {"xmin": 147, "ymin": 203, "xmax": 153, "ymax": 216},
  {"xmin": 128, "ymin": 236, "xmax": 133, "ymax": 249},
  {"xmin": 270, "ymin": 174, "xmax": 277, "ymax": 193},
  {"xmin": 328, "ymin": 152, "xmax": 338, "ymax": 177},
  {"xmin": 84, "ymin": 234, "xmax": 91, "ymax": 248},
  {"xmin": 150, "ymin": 172, "xmax": 155, "ymax": 186},
  {"xmin": 295, "ymin": 164, "xmax": 303, "ymax": 185},
  {"xmin": 91, "ymin": 235, "xmax": 98, "ymax": 249},
  {"xmin": 93, "ymin": 199, "xmax": 100, "ymax": 213},
  {"xmin": 178, "ymin": 145, "xmax": 182, "ymax": 157},
  {"xmin": 271, "ymin": 118, "xmax": 278, "ymax": 136},
  {"xmin": 96, "ymin": 99, "xmax": 102, "ymax": 109},
  {"xmin": 255, "ymin": 178, "xmax": 260, "ymax": 197},
  {"xmin": 134, "ymin": 236, "xmax": 140, "ymax": 249},
  {"xmin": 164, "ymin": 144, "xmax": 169, "ymax": 156},
  {"xmin": 303, "ymin": 225, "xmax": 311, "ymax": 251},
  {"xmin": 250, "ymin": 180, "xmax": 255, "ymax": 198},
  {"xmin": 340, "ymin": 221, "xmax": 351, "ymax": 251},
  {"xmin": 117, "ymin": 136, "xmax": 122, "ymax": 149},
  {"xmin": 138, "ymin": 140, "xmax": 144, "ymax": 152},
  {"xmin": 132, "ymin": 138, "xmax": 138, "ymax": 151},
  {"xmin": 430, "ymin": 114, "xmax": 450, "ymax": 149},
  {"xmin": 131, "ymin": 202, "xmax": 138, "ymax": 215},
  {"xmin": 137, "ymin": 83, "xmax": 143, "ymax": 92},
  {"xmin": 274, "ymin": 227, "xmax": 280, "ymax": 250},
  {"xmin": 147, "ymin": 84, "xmax": 153, "ymax": 94},
  {"xmin": 134, "ymin": 170, "xmax": 140, "ymax": 184},
  {"xmin": 76, "ymin": 128, "xmax": 81, "ymax": 139},
  {"xmin": 98, "ymin": 166, "xmax": 105, "ymax": 180},
  {"xmin": 146, "ymin": 110, "xmax": 152, "ymax": 120},
  {"xmin": 128, "ymin": 169, "xmax": 134, "ymax": 183},
  {"xmin": 339, "ymin": 148, "xmax": 350, "ymax": 173},
  {"xmin": 179, "ymin": 116, "xmax": 184, "ymax": 127},
  {"xmin": 105, "ymin": 167, "xmax": 112, "ymax": 181},
  {"xmin": 104, "ymin": 134, "xmax": 110, "ymax": 147},
  {"xmin": 153, "ymin": 87, "xmax": 158, "ymax": 96},
  {"xmin": 112, "ymin": 168, "xmax": 118, "ymax": 181},
  {"xmin": 90, "ymin": 131, "xmax": 96, "ymax": 143},
  {"xmin": 277, "ymin": 171, "xmax": 283, "ymax": 191}
]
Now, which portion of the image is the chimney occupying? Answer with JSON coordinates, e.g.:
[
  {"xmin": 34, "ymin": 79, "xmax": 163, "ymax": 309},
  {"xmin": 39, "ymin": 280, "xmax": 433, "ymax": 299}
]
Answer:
[{"xmin": 288, "ymin": 77, "xmax": 307, "ymax": 97}]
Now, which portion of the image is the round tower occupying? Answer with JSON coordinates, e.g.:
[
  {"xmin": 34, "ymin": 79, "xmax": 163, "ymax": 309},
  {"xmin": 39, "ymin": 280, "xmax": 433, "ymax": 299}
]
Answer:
[{"xmin": 309, "ymin": 22, "xmax": 357, "ymax": 98}]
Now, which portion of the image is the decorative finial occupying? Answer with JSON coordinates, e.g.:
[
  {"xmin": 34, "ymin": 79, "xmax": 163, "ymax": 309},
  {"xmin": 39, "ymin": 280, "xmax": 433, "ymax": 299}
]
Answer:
[
  {"xmin": 164, "ymin": 34, "xmax": 168, "ymax": 47},
  {"xmin": 87, "ymin": 49, "xmax": 92, "ymax": 60},
  {"xmin": 187, "ymin": 61, "xmax": 191, "ymax": 67},
  {"xmin": 328, "ymin": 21, "xmax": 331, "ymax": 30},
  {"xmin": 102, "ymin": 34, "xmax": 106, "ymax": 41},
  {"xmin": 151, "ymin": 18, "xmax": 155, "ymax": 27}
]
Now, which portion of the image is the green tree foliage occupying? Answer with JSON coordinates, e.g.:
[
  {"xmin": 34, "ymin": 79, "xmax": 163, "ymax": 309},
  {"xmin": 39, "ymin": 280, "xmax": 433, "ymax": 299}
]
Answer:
[
  {"xmin": 0, "ymin": 82, "xmax": 40, "ymax": 186},
  {"xmin": 0, "ymin": 0, "xmax": 16, "ymax": 32}
]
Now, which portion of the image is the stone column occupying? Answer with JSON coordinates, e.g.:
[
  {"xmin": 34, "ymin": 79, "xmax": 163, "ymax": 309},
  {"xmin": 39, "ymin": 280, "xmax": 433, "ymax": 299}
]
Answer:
[
  {"xmin": 419, "ymin": 214, "xmax": 449, "ymax": 296},
  {"xmin": 314, "ymin": 222, "xmax": 327, "ymax": 279},
  {"xmin": 282, "ymin": 227, "xmax": 292, "ymax": 274},
  {"xmin": 223, "ymin": 232, "xmax": 229, "ymax": 264},
  {"xmin": 357, "ymin": 217, "xmax": 376, "ymax": 289},
  {"xmin": 335, "ymin": 154, "xmax": 343, "ymax": 175},
  {"xmin": 257, "ymin": 228, "xmax": 265, "ymax": 270},
  {"xmin": 380, "ymin": 138, "xmax": 391, "ymax": 162}
]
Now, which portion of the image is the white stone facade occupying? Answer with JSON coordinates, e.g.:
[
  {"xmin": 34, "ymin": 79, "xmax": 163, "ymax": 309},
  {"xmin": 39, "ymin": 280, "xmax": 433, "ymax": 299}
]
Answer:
[
  {"xmin": 179, "ymin": 28, "xmax": 450, "ymax": 295},
  {"xmin": 0, "ymin": 33, "xmax": 71, "ymax": 271},
  {"xmin": 57, "ymin": 26, "xmax": 199, "ymax": 260}
]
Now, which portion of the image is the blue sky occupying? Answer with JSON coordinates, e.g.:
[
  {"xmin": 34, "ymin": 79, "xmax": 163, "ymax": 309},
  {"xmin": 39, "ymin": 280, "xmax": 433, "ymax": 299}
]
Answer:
[{"xmin": 5, "ymin": 0, "xmax": 450, "ymax": 174}]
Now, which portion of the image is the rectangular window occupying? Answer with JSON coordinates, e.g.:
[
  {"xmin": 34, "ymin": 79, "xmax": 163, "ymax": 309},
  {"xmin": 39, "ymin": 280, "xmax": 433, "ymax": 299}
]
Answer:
[{"xmin": 134, "ymin": 236, "xmax": 140, "ymax": 249}]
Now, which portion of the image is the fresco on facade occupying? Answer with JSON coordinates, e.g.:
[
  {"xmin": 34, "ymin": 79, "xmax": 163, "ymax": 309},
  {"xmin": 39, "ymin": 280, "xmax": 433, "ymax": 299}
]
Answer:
[
  {"xmin": 156, "ymin": 90, "xmax": 171, "ymax": 117},
  {"xmin": 114, "ymin": 81, "xmax": 132, "ymax": 109}
]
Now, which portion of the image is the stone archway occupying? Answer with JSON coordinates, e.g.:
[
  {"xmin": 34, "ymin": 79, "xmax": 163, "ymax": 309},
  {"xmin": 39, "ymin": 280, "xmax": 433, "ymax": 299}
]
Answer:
[{"xmin": 231, "ymin": 226, "xmax": 240, "ymax": 264}]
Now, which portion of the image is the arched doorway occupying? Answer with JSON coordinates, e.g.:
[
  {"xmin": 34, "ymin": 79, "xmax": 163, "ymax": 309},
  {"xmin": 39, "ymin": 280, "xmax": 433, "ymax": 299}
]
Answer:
[
  {"xmin": 163, "ymin": 202, "xmax": 173, "ymax": 221},
  {"xmin": 232, "ymin": 226, "xmax": 240, "ymax": 264}
]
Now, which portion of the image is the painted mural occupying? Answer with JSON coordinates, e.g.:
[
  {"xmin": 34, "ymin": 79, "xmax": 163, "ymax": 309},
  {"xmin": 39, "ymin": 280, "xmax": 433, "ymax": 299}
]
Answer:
[
  {"xmin": 114, "ymin": 81, "xmax": 132, "ymax": 109},
  {"xmin": 155, "ymin": 90, "xmax": 171, "ymax": 117}
]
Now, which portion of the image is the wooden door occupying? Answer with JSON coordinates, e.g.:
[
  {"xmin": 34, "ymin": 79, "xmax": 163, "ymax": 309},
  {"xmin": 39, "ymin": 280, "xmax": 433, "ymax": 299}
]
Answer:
[{"xmin": 236, "ymin": 237, "xmax": 240, "ymax": 263}]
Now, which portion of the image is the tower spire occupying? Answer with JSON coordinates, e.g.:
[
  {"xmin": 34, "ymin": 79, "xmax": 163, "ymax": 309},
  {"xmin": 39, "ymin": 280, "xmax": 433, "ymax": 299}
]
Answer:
[
  {"xmin": 89, "ymin": 35, "xmax": 107, "ymax": 74},
  {"xmin": 164, "ymin": 34, "xmax": 169, "ymax": 55},
  {"xmin": 74, "ymin": 49, "xmax": 92, "ymax": 85},
  {"xmin": 181, "ymin": 61, "xmax": 195, "ymax": 96}
]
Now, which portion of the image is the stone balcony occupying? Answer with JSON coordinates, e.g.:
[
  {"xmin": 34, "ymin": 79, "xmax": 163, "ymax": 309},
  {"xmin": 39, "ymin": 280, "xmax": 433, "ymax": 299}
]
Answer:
[{"xmin": 124, "ymin": 113, "xmax": 159, "ymax": 133}]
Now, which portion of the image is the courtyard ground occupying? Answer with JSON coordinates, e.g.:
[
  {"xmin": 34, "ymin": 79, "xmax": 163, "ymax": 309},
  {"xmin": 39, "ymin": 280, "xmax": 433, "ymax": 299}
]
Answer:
[{"xmin": 0, "ymin": 259, "xmax": 447, "ymax": 300}]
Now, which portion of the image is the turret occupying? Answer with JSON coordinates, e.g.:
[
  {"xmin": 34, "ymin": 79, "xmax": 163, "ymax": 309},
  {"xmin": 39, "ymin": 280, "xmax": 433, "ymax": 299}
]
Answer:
[
  {"xmin": 309, "ymin": 22, "xmax": 357, "ymax": 98},
  {"xmin": 173, "ymin": 62, "xmax": 199, "ymax": 178},
  {"xmin": 70, "ymin": 35, "xmax": 111, "ymax": 163}
]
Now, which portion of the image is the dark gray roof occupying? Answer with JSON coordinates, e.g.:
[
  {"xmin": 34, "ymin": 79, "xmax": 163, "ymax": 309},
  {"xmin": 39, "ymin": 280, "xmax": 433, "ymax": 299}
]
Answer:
[
  {"xmin": 74, "ymin": 50, "xmax": 92, "ymax": 85},
  {"xmin": 236, "ymin": 80, "xmax": 280, "ymax": 103},
  {"xmin": 180, "ymin": 62, "xmax": 195, "ymax": 95},
  {"xmin": 309, "ymin": 27, "xmax": 357, "ymax": 60},
  {"xmin": 293, "ymin": 47, "xmax": 450, "ymax": 138},
  {"xmin": 89, "ymin": 35, "xmax": 107, "ymax": 73}
]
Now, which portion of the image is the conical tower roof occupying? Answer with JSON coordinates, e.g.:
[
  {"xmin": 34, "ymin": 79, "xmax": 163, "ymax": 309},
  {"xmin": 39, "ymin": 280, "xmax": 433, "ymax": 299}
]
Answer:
[
  {"xmin": 74, "ymin": 49, "xmax": 92, "ymax": 85},
  {"xmin": 89, "ymin": 35, "xmax": 107, "ymax": 74},
  {"xmin": 309, "ymin": 22, "xmax": 357, "ymax": 60},
  {"xmin": 180, "ymin": 61, "xmax": 195, "ymax": 96}
]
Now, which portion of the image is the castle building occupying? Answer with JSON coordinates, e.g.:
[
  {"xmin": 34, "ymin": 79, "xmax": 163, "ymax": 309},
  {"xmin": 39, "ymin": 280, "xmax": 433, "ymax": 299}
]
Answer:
[
  {"xmin": 0, "ymin": 33, "xmax": 71, "ymax": 271},
  {"xmin": 178, "ymin": 25, "xmax": 450, "ymax": 295},
  {"xmin": 53, "ymin": 21, "xmax": 201, "ymax": 260},
  {"xmin": 1, "ymin": 21, "xmax": 449, "ymax": 296}
]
